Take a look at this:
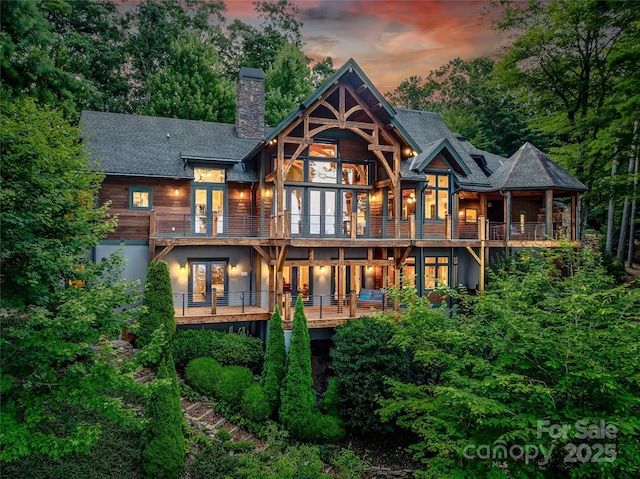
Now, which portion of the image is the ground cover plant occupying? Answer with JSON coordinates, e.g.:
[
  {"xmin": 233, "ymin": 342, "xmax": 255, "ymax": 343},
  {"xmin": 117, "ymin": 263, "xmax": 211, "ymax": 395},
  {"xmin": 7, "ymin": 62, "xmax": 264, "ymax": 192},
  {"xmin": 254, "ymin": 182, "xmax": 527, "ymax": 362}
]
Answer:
[{"xmin": 379, "ymin": 246, "xmax": 640, "ymax": 478}]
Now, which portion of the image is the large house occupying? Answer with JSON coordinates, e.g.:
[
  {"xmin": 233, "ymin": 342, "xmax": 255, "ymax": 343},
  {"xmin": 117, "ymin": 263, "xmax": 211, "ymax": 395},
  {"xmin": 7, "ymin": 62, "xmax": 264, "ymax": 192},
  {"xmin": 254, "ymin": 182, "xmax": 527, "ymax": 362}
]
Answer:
[{"xmin": 82, "ymin": 59, "xmax": 587, "ymax": 333}]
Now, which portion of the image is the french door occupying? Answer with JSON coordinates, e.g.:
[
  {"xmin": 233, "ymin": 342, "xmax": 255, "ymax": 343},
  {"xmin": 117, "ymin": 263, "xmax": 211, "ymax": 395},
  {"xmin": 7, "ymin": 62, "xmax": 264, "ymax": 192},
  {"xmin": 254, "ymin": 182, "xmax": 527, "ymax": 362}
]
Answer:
[
  {"xmin": 309, "ymin": 189, "xmax": 336, "ymax": 236},
  {"xmin": 190, "ymin": 260, "xmax": 227, "ymax": 306},
  {"xmin": 194, "ymin": 187, "xmax": 225, "ymax": 235}
]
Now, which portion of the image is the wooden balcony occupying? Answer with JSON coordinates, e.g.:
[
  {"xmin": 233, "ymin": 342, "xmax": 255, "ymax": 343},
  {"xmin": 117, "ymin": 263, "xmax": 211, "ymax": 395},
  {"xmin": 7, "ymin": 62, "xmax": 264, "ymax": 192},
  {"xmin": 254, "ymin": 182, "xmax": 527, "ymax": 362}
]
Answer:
[
  {"xmin": 173, "ymin": 291, "xmax": 396, "ymax": 329},
  {"xmin": 140, "ymin": 212, "xmax": 575, "ymax": 249}
]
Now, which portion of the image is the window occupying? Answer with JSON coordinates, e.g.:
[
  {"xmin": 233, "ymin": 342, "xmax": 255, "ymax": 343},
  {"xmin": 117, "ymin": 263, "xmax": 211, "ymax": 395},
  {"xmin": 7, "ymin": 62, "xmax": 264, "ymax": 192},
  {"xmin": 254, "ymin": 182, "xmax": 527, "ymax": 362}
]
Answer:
[
  {"xmin": 194, "ymin": 168, "xmax": 225, "ymax": 183},
  {"xmin": 424, "ymin": 256, "xmax": 449, "ymax": 289},
  {"xmin": 425, "ymin": 173, "xmax": 450, "ymax": 219},
  {"xmin": 309, "ymin": 142, "xmax": 337, "ymax": 158},
  {"xmin": 130, "ymin": 186, "xmax": 152, "ymax": 209}
]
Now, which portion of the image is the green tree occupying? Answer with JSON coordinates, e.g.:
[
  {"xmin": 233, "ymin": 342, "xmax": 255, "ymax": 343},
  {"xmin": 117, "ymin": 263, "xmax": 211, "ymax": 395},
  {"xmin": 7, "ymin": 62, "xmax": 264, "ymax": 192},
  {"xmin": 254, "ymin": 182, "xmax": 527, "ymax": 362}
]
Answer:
[
  {"xmin": 379, "ymin": 247, "xmax": 640, "ymax": 477},
  {"xmin": 142, "ymin": 32, "xmax": 235, "ymax": 122},
  {"xmin": 137, "ymin": 260, "xmax": 175, "ymax": 350},
  {"xmin": 389, "ymin": 57, "xmax": 535, "ymax": 156},
  {"xmin": 265, "ymin": 43, "xmax": 313, "ymax": 127},
  {"xmin": 141, "ymin": 373, "xmax": 185, "ymax": 479},
  {"xmin": 279, "ymin": 295, "xmax": 315, "ymax": 440},
  {"xmin": 311, "ymin": 56, "xmax": 335, "ymax": 88},
  {"xmin": 41, "ymin": 0, "xmax": 129, "ymax": 114},
  {"xmin": 1, "ymin": 98, "xmax": 115, "ymax": 307},
  {"xmin": 123, "ymin": 0, "xmax": 226, "ymax": 110},
  {"xmin": 330, "ymin": 317, "xmax": 409, "ymax": 435},
  {"xmin": 494, "ymin": 0, "xmax": 640, "ymax": 243},
  {"xmin": 0, "ymin": 256, "xmax": 140, "ymax": 462},
  {"xmin": 260, "ymin": 305, "xmax": 287, "ymax": 414}
]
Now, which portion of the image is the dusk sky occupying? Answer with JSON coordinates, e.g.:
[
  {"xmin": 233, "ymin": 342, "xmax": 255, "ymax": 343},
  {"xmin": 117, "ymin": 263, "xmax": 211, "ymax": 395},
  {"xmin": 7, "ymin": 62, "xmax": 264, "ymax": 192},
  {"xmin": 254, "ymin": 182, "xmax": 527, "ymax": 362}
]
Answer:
[{"xmin": 223, "ymin": 0, "xmax": 511, "ymax": 93}]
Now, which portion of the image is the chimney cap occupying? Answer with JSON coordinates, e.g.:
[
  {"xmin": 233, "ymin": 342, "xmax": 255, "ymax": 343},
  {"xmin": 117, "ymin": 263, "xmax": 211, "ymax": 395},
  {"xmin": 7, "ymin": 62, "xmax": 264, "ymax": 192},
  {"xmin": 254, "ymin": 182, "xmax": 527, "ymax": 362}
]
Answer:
[{"xmin": 239, "ymin": 67, "xmax": 265, "ymax": 81}]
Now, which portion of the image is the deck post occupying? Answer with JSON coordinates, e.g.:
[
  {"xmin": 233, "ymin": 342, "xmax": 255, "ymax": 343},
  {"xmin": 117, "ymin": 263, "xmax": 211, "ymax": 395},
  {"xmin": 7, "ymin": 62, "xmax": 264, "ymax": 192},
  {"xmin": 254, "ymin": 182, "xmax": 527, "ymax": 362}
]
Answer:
[
  {"xmin": 445, "ymin": 214, "xmax": 451, "ymax": 239},
  {"xmin": 211, "ymin": 288, "xmax": 217, "ymax": 315},
  {"xmin": 349, "ymin": 290, "xmax": 356, "ymax": 317},
  {"xmin": 409, "ymin": 214, "xmax": 416, "ymax": 239},
  {"xmin": 284, "ymin": 210, "xmax": 291, "ymax": 238},
  {"xmin": 284, "ymin": 292, "xmax": 292, "ymax": 322}
]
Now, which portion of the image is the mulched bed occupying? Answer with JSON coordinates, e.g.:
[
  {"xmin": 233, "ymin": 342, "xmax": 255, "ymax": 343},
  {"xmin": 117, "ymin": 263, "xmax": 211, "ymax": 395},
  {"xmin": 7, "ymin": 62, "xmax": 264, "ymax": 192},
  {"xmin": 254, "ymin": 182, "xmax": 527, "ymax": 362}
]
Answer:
[
  {"xmin": 200, "ymin": 408, "xmax": 225, "ymax": 426},
  {"xmin": 185, "ymin": 402, "xmax": 211, "ymax": 419}
]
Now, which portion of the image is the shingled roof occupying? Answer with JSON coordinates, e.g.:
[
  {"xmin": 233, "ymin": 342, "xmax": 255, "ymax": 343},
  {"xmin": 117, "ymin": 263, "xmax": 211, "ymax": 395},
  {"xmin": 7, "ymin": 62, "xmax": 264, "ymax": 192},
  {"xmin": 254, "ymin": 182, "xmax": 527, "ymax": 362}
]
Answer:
[
  {"xmin": 80, "ymin": 111, "xmax": 259, "ymax": 178},
  {"xmin": 489, "ymin": 142, "xmax": 587, "ymax": 192},
  {"xmin": 394, "ymin": 109, "xmax": 492, "ymax": 189}
]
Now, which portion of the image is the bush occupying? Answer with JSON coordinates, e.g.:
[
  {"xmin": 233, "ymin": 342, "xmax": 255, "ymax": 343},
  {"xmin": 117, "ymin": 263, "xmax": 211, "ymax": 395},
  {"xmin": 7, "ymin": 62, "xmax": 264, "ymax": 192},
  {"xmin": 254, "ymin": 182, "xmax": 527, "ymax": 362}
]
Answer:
[
  {"xmin": 279, "ymin": 296, "xmax": 315, "ymax": 440},
  {"xmin": 260, "ymin": 306, "xmax": 286, "ymax": 414},
  {"xmin": 330, "ymin": 317, "xmax": 408, "ymax": 435},
  {"xmin": 137, "ymin": 260, "xmax": 175, "ymax": 350},
  {"xmin": 331, "ymin": 448, "xmax": 370, "ymax": 479},
  {"xmin": 319, "ymin": 377, "xmax": 340, "ymax": 418},
  {"xmin": 140, "ymin": 378, "xmax": 184, "ymax": 479},
  {"xmin": 241, "ymin": 383, "xmax": 271, "ymax": 422},
  {"xmin": 215, "ymin": 365, "xmax": 254, "ymax": 406},
  {"xmin": 184, "ymin": 357, "xmax": 222, "ymax": 398},
  {"xmin": 222, "ymin": 440, "xmax": 256, "ymax": 453},
  {"xmin": 171, "ymin": 329, "xmax": 263, "ymax": 372},
  {"xmin": 307, "ymin": 413, "xmax": 345, "ymax": 444},
  {"xmin": 215, "ymin": 429, "xmax": 232, "ymax": 442}
]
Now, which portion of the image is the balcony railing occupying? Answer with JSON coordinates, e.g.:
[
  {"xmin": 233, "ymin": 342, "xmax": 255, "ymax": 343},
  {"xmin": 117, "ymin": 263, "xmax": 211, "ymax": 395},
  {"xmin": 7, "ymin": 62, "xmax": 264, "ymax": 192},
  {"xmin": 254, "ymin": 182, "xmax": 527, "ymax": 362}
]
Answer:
[
  {"xmin": 489, "ymin": 222, "xmax": 560, "ymax": 241},
  {"xmin": 146, "ymin": 211, "xmax": 563, "ymax": 243},
  {"xmin": 173, "ymin": 289, "xmax": 394, "ymax": 325}
]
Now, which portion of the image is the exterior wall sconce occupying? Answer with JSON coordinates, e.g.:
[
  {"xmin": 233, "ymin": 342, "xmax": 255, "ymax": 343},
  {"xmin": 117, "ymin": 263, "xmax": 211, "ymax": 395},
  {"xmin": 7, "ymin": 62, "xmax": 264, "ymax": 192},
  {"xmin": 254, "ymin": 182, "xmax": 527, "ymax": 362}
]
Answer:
[
  {"xmin": 239, "ymin": 191, "xmax": 244, "ymax": 198},
  {"xmin": 264, "ymin": 189, "xmax": 271, "ymax": 197},
  {"xmin": 371, "ymin": 194, "xmax": 377, "ymax": 201},
  {"xmin": 174, "ymin": 188, "xmax": 179, "ymax": 196},
  {"xmin": 180, "ymin": 263, "xmax": 186, "ymax": 273},
  {"xmin": 367, "ymin": 266, "xmax": 373, "ymax": 272},
  {"xmin": 231, "ymin": 265, "xmax": 237, "ymax": 272},
  {"xmin": 319, "ymin": 266, "xmax": 325, "ymax": 272}
]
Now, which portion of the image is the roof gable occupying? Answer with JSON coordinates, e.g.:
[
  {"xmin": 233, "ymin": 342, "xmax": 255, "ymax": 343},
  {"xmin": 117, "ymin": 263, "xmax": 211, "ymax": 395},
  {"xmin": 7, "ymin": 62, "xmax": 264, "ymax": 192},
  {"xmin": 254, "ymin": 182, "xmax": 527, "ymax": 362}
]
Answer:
[
  {"xmin": 262, "ymin": 58, "xmax": 420, "ymax": 154},
  {"xmin": 490, "ymin": 142, "xmax": 587, "ymax": 192},
  {"xmin": 408, "ymin": 137, "xmax": 471, "ymax": 176}
]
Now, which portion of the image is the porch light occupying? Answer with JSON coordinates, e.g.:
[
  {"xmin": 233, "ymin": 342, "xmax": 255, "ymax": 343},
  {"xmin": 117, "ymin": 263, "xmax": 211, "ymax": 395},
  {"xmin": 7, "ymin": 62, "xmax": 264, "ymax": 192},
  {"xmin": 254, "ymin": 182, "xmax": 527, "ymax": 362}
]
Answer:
[
  {"xmin": 320, "ymin": 266, "xmax": 325, "ymax": 272},
  {"xmin": 174, "ymin": 188, "xmax": 179, "ymax": 196},
  {"xmin": 239, "ymin": 191, "xmax": 244, "ymax": 198},
  {"xmin": 231, "ymin": 265, "xmax": 237, "ymax": 272},
  {"xmin": 367, "ymin": 266, "xmax": 373, "ymax": 272},
  {"xmin": 180, "ymin": 263, "xmax": 186, "ymax": 273}
]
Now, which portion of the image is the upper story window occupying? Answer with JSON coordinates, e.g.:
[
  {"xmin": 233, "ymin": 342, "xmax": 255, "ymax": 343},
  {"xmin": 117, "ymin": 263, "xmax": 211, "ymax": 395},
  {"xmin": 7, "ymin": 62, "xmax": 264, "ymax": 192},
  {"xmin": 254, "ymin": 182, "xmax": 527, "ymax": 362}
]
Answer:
[
  {"xmin": 309, "ymin": 160, "xmax": 338, "ymax": 183},
  {"xmin": 279, "ymin": 141, "xmax": 371, "ymax": 186},
  {"xmin": 309, "ymin": 143, "xmax": 337, "ymax": 158},
  {"xmin": 425, "ymin": 173, "xmax": 450, "ymax": 219},
  {"xmin": 130, "ymin": 186, "xmax": 152, "ymax": 210},
  {"xmin": 194, "ymin": 168, "xmax": 225, "ymax": 183}
]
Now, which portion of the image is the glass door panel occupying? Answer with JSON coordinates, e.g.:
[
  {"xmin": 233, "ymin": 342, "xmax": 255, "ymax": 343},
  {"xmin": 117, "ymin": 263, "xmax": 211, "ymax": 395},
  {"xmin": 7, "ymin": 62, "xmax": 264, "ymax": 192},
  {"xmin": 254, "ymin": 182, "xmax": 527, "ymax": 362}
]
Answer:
[
  {"xmin": 290, "ymin": 189, "xmax": 303, "ymax": 235},
  {"xmin": 189, "ymin": 261, "xmax": 227, "ymax": 306},
  {"xmin": 309, "ymin": 190, "xmax": 321, "ymax": 235},
  {"xmin": 325, "ymin": 191, "xmax": 336, "ymax": 235},
  {"xmin": 211, "ymin": 190, "xmax": 224, "ymax": 234},
  {"xmin": 342, "ymin": 191, "xmax": 353, "ymax": 236},
  {"xmin": 211, "ymin": 263, "xmax": 225, "ymax": 298},
  {"xmin": 356, "ymin": 192, "xmax": 367, "ymax": 236},
  {"xmin": 195, "ymin": 189, "xmax": 208, "ymax": 233},
  {"xmin": 191, "ymin": 263, "xmax": 207, "ymax": 303}
]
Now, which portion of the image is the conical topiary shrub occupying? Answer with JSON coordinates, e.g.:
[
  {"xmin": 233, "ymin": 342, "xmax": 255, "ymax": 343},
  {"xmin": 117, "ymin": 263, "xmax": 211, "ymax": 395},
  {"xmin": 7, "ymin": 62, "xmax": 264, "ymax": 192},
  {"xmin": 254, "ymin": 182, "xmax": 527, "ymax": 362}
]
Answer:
[
  {"xmin": 279, "ymin": 296, "xmax": 315, "ymax": 440},
  {"xmin": 260, "ymin": 305, "xmax": 286, "ymax": 414}
]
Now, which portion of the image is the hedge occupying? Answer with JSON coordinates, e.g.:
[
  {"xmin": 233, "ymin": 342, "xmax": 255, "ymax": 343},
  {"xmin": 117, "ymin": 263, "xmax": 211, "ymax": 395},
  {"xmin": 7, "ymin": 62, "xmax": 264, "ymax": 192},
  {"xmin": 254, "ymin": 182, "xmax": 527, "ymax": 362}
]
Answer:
[{"xmin": 171, "ymin": 329, "xmax": 263, "ymax": 372}]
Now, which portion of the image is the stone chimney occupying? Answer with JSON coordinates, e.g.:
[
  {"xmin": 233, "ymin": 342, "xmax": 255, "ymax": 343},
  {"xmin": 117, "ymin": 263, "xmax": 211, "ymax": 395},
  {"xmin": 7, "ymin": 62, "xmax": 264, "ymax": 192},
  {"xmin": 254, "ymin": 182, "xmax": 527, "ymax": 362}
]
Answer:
[{"xmin": 236, "ymin": 67, "xmax": 265, "ymax": 140}]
